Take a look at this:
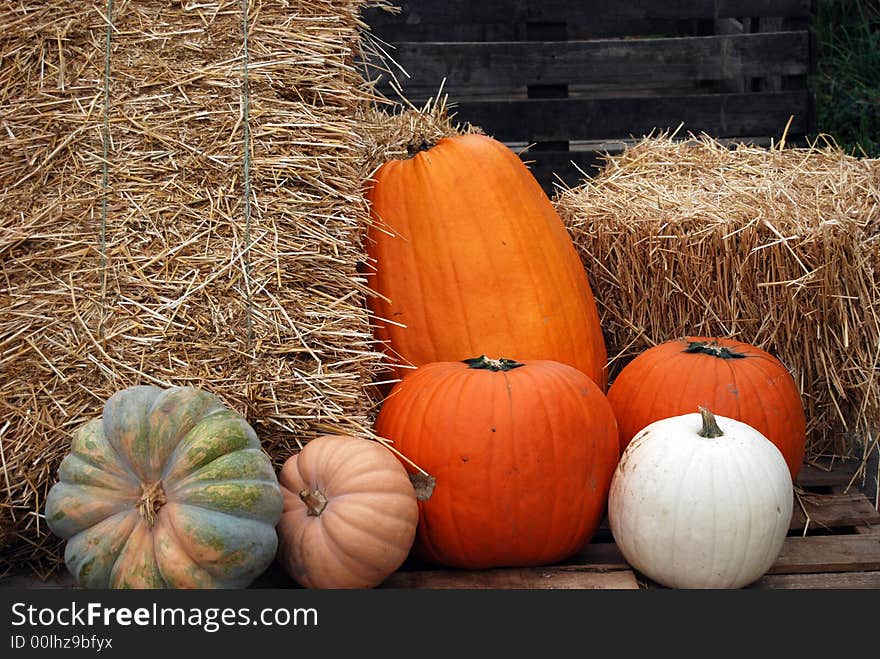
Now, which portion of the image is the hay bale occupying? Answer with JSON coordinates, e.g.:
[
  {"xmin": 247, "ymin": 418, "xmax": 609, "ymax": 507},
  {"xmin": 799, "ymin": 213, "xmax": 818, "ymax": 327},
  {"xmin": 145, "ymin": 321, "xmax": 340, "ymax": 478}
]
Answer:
[
  {"xmin": 556, "ymin": 133, "xmax": 880, "ymax": 463},
  {"xmin": 0, "ymin": 0, "xmax": 455, "ymax": 577}
]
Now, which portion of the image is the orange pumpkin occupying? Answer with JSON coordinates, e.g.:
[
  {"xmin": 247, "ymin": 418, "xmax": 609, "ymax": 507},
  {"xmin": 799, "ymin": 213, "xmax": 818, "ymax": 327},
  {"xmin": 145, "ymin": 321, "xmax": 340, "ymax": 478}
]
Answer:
[
  {"xmin": 276, "ymin": 435, "xmax": 419, "ymax": 589},
  {"xmin": 606, "ymin": 337, "xmax": 807, "ymax": 479},
  {"xmin": 364, "ymin": 133, "xmax": 607, "ymax": 390},
  {"xmin": 374, "ymin": 356, "xmax": 619, "ymax": 569}
]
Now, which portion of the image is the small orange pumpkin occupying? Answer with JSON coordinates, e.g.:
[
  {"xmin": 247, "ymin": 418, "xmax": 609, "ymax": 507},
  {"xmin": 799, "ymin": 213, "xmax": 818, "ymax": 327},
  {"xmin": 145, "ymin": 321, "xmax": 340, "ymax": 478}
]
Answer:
[
  {"xmin": 375, "ymin": 356, "xmax": 619, "ymax": 569},
  {"xmin": 606, "ymin": 337, "xmax": 807, "ymax": 479},
  {"xmin": 364, "ymin": 133, "xmax": 607, "ymax": 390},
  {"xmin": 276, "ymin": 435, "xmax": 419, "ymax": 589}
]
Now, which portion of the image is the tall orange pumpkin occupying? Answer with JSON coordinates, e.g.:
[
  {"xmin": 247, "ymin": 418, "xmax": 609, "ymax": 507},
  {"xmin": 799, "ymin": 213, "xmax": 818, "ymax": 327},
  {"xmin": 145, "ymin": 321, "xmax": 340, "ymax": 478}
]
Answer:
[
  {"xmin": 374, "ymin": 356, "xmax": 619, "ymax": 569},
  {"xmin": 364, "ymin": 133, "xmax": 607, "ymax": 390},
  {"xmin": 606, "ymin": 337, "xmax": 807, "ymax": 479}
]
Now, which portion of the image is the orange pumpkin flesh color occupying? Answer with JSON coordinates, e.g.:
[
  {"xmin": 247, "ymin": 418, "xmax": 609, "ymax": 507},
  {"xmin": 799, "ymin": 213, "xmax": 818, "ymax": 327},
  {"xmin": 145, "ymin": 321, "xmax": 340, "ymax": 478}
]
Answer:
[
  {"xmin": 375, "ymin": 356, "xmax": 620, "ymax": 570},
  {"xmin": 276, "ymin": 435, "xmax": 419, "ymax": 589},
  {"xmin": 606, "ymin": 337, "xmax": 807, "ymax": 479},
  {"xmin": 365, "ymin": 133, "xmax": 607, "ymax": 390}
]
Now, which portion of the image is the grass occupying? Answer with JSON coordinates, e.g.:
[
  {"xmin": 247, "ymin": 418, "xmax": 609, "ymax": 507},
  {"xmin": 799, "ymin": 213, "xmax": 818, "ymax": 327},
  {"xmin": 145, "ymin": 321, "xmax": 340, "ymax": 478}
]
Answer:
[{"xmin": 811, "ymin": 0, "xmax": 880, "ymax": 157}]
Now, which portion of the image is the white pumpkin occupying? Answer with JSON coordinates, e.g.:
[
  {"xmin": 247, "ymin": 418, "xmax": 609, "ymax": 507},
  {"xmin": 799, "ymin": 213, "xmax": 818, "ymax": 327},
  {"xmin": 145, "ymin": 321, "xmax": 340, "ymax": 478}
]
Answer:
[{"xmin": 608, "ymin": 407, "xmax": 793, "ymax": 589}]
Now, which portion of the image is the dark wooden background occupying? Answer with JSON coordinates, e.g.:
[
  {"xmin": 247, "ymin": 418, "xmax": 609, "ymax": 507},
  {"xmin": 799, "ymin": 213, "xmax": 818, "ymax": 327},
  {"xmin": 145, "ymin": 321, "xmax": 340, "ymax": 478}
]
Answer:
[{"xmin": 362, "ymin": 0, "xmax": 818, "ymax": 193}]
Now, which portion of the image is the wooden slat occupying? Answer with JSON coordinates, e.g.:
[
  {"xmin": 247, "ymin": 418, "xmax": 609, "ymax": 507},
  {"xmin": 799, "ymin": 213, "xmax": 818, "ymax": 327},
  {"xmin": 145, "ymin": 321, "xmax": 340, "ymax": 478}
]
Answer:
[
  {"xmin": 796, "ymin": 460, "xmax": 862, "ymax": 489},
  {"xmin": 770, "ymin": 535, "xmax": 880, "ymax": 574},
  {"xmin": 378, "ymin": 32, "xmax": 808, "ymax": 90},
  {"xmin": 591, "ymin": 491, "xmax": 880, "ymax": 537},
  {"xmin": 450, "ymin": 91, "xmax": 809, "ymax": 142},
  {"xmin": 758, "ymin": 16, "xmax": 785, "ymax": 91},
  {"xmin": 791, "ymin": 492, "xmax": 880, "ymax": 532},
  {"xmin": 531, "ymin": 0, "xmax": 813, "ymax": 22},
  {"xmin": 368, "ymin": 17, "xmax": 697, "ymax": 43},
  {"xmin": 0, "ymin": 561, "xmax": 636, "ymax": 590},
  {"xmin": 6, "ymin": 528, "xmax": 880, "ymax": 591},
  {"xmin": 380, "ymin": 564, "xmax": 640, "ymax": 589},
  {"xmin": 749, "ymin": 571, "xmax": 880, "ymax": 589},
  {"xmin": 365, "ymin": 1, "xmax": 812, "ymax": 40},
  {"xmin": 518, "ymin": 149, "xmax": 610, "ymax": 193},
  {"xmin": 563, "ymin": 542, "xmax": 629, "ymax": 568},
  {"xmin": 714, "ymin": 17, "xmax": 749, "ymax": 92},
  {"xmin": 567, "ymin": 534, "xmax": 880, "ymax": 576}
]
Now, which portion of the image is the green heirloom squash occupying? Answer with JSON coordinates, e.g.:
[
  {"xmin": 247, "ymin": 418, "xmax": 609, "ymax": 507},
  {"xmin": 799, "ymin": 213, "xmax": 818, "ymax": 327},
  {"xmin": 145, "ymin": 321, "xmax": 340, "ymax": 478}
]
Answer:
[{"xmin": 45, "ymin": 385, "xmax": 283, "ymax": 589}]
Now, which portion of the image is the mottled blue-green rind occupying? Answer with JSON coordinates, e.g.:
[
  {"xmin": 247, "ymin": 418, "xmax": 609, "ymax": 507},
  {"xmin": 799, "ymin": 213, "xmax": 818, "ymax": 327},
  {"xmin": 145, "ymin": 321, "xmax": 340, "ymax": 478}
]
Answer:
[
  {"xmin": 164, "ymin": 504, "xmax": 280, "ymax": 586},
  {"xmin": 44, "ymin": 386, "xmax": 283, "ymax": 590}
]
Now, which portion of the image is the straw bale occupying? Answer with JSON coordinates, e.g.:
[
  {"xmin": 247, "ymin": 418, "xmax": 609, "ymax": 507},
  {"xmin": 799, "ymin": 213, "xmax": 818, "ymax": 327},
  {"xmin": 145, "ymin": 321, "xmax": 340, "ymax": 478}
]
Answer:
[
  {"xmin": 0, "ymin": 0, "xmax": 423, "ymax": 576},
  {"xmin": 556, "ymin": 133, "xmax": 880, "ymax": 464}
]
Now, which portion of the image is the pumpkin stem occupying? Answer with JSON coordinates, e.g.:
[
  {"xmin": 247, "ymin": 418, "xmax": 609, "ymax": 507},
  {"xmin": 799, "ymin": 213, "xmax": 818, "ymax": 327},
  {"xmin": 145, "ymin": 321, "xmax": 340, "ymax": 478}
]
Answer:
[
  {"xmin": 406, "ymin": 138, "xmax": 434, "ymax": 158},
  {"xmin": 299, "ymin": 488, "xmax": 328, "ymax": 516},
  {"xmin": 409, "ymin": 471, "xmax": 436, "ymax": 502},
  {"xmin": 137, "ymin": 481, "xmax": 166, "ymax": 526},
  {"xmin": 698, "ymin": 407, "xmax": 725, "ymax": 438},
  {"xmin": 463, "ymin": 355, "xmax": 524, "ymax": 372},
  {"xmin": 683, "ymin": 340, "xmax": 746, "ymax": 360}
]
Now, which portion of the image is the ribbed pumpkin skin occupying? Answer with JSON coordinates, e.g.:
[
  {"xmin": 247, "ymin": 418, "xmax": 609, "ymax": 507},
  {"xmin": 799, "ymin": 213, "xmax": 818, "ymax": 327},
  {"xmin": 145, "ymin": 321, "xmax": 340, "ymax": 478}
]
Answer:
[
  {"xmin": 374, "ymin": 358, "xmax": 620, "ymax": 569},
  {"xmin": 365, "ymin": 133, "xmax": 607, "ymax": 390},
  {"xmin": 608, "ymin": 411, "xmax": 793, "ymax": 589},
  {"xmin": 44, "ymin": 386, "xmax": 283, "ymax": 589},
  {"xmin": 606, "ymin": 337, "xmax": 806, "ymax": 479},
  {"xmin": 276, "ymin": 435, "xmax": 419, "ymax": 589}
]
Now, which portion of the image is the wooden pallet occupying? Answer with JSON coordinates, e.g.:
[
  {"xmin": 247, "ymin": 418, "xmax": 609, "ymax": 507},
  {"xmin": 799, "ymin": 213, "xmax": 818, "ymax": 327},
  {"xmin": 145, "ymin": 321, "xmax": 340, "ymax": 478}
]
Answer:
[
  {"xmin": 372, "ymin": 458, "xmax": 880, "ymax": 589},
  {"xmin": 377, "ymin": 458, "xmax": 880, "ymax": 590},
  {"xmin": 363, "ymin": 0, "xmax": 818, "ymax": 193},
  {"xmin": 2, "ymin": 459, "xmax": 877, "ymax": 591}
]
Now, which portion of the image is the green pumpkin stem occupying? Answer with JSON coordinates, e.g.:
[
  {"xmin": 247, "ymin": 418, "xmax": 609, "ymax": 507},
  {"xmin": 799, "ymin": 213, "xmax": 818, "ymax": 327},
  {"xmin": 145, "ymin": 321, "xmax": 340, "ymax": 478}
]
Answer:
[
  {"xmin": 683, "ymin": 340, "xmax": 746, "ymax": 359},
  {"xmin": 463, "ymin": 355, "xmax": 524, "ymax": 372},
  {"xmin": 698, "ymin": 407, "xmax": 724, "ymax": 438},
  {"xmin": 137, "ymin": 481, "xmax": 166, "ymax": 526},
  {"xmin": 300, "ymin": 488, "xmax": 328, "ymax": 516}
]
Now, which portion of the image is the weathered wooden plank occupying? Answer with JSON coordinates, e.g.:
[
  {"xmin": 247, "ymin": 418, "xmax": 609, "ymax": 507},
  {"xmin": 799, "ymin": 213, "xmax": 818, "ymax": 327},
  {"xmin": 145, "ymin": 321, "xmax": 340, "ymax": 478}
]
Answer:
[
  {"xmin": 714, "ymin": 17, "xmax": 749, "ymax": 92},
  {"xmin": 450, "ymin": 91, "xmax": 809, "ymax": 142},
  {"xmin": 517, "ymin": 148, "xmax": 611, "ymax": 193},
  {"xmin": 749, "ymin": 571, "xmax": 880, "ymax": 589},
  {"xmin": 791, "ymin": 492, "xmax": 880, "ymax": 532},
  {"xmin": 590, "ymin": 491, "xmax": 878, "ymax": 536},
  {"xmin": 364, "ymin": 1, "xmax": 812, "ymax": 41},
  {"xmin": 6, "ymin": 534, "xmax": 880, "ymax": 590},
  {"xmin": 524, "ymin": 21, "xmax": 569, "ymax": 153},
  {"xmin": 368, "ymin": 17, "xmax": 694, "ymax": 43},
  {"xmin": 380, "ymin": 564, "xmax": 640, "ymax": 589},
  {"xmin": 376, "ymin": 32, "xmax": 809, "ymax": 90},
  {"xmin": 796, "ymin": 460, "xmax": 862, "ymax": 489},
  {"xmin": 567, "ymin": 534, "xmax": 880, "ymax": 576},
  {"xmin": 758, "ymin": 16, "xmax": 785, "ymax": 91},
  {"xmin": 562, "ymin": 542, "xmax": 629, "ymax": 568},
  {"xmin": 530, "ymin": 0, "xmax": 813, "ymax": 22},
  {"xmin": 770, "ymin": 535, "xmax": 880, "ymax": 574}
]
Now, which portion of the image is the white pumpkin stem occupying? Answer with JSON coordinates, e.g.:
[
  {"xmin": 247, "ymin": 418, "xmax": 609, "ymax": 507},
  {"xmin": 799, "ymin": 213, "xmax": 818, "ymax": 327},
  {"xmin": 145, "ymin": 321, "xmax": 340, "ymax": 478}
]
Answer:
[
  {"xmin": 300, "ymin": 488, "xmax": 328, "ymax": 516},
  {"xmin": 698, "ymin": 407, "xmax": 724, "ymax": 438},
  {"xmin": 137, "ymin": 480, "xmax": 166, "ymax": 526}
]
